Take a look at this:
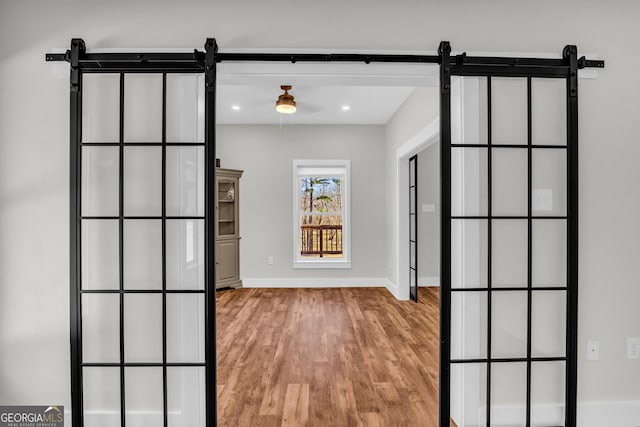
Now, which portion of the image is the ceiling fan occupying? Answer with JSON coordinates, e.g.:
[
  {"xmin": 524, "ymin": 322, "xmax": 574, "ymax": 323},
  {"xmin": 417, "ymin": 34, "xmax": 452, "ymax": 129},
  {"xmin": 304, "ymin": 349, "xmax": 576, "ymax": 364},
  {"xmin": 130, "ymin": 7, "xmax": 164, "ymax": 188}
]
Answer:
[
  {"xmin": 274, "ymin": 85, "xmax": 323, "ymax": 115},
  {"xmin": 275, "ymin": 85, "xmax": 296, "ymax": 114}
]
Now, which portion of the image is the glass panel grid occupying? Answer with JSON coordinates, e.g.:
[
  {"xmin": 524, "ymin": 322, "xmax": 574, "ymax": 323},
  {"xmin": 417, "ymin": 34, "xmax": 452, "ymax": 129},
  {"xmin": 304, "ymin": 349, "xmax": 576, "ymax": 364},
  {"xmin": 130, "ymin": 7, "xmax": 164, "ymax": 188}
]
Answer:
[
  {"xmin": 451, "ymin": 219, "xmax": 488, "ymax": 289},
  {"xmin": 80, "ymin": 71, "xmax": 207, "ymax": 427},
  {"xmin": 450, "ymin": 75, "xmax": 570, "ymax": 427},
  {"xmin": 82, "ymin": 74, "xmax": 120, "ymax": 143},
  {"xmin": 83, "ymin": 367, "xmax": 121, "ymax": 425},
  {"xmin": 123, "ymin": 74, "xmax": 163, "ymax": 143},
  {"xmin": 532, "ymin": 78, "xmax": 567, "ymax": 146},
  {"xmin": 451, "ymin": 363, "xmax": 487, "ymax": 427},
  {"xmin": 491, "ymin": 362, "xmax": 527, "ymax": 426},
  {"xmin": 82, "ymin": 146, "xmax": 119, "ymax": 216},
  {"xmin": 531, "ymin": 361, "xmax": 566, "ymax": 426}
]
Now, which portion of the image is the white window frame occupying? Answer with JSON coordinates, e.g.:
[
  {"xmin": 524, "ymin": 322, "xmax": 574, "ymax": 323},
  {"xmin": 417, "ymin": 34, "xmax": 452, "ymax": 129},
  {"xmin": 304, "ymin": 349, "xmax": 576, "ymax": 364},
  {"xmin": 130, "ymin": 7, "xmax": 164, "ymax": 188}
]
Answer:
[{"xmin": 293, "ymin": 159, "xmax": 351, "ymax": 269}]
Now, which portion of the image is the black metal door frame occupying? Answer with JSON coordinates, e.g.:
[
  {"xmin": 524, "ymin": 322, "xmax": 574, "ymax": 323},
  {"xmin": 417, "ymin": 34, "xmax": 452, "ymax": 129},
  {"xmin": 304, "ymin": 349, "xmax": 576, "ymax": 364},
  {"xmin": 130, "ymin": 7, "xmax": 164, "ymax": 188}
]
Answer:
[
  {"xmin": 438, "ymin": 42, "xmax": 598, "ymax": 427},
  {"xmin": 409, "ymin": 154, "xmax": 418, "ymax": 302},
  {"xmin": 48, "ymin": 39, "xmax": 603, "ymax": 427}
]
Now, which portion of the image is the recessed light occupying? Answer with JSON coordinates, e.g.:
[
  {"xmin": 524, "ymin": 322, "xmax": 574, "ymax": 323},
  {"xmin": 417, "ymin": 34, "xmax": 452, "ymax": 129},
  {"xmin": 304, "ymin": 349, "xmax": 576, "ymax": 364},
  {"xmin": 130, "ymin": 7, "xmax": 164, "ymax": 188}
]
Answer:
[
  {"xmin": 231, "ymin": 105, "xmax": 241, "ymax": 111},
  {"xmin": 341, "ymin": 105, "xmax": 351, "ymax": 111}
]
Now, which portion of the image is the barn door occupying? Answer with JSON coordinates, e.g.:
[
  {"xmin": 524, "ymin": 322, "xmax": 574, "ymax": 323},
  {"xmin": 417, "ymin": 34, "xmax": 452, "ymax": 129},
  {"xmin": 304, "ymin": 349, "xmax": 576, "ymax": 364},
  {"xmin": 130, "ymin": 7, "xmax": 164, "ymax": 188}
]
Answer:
[
  {"xmin": 439, "ymin": 42, "xmax": 584, "ymax": 427},
  {"xmin": 64, "ymin": 39, "xmax": 218, "ymax": 427}
]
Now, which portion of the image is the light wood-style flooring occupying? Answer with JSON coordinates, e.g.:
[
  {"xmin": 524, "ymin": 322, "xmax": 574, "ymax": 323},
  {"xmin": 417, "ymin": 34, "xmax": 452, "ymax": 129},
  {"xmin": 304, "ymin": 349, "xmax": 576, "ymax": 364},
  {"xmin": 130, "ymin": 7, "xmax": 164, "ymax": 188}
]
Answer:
[{"xmin": 216, "ymin": 287, "xmax": 439, "ymax": 426}]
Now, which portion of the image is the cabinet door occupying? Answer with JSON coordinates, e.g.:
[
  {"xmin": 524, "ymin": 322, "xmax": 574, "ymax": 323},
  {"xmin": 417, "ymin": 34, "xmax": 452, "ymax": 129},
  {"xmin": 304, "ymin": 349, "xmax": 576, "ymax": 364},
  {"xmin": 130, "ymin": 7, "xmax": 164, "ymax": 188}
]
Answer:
[
  {"xmin": 216, "ymin": 239, "xmax": 238, "ymax": 283},
  {"xmin": 216, "ymin": 177, "xmax": 238, "ymax": 238}
]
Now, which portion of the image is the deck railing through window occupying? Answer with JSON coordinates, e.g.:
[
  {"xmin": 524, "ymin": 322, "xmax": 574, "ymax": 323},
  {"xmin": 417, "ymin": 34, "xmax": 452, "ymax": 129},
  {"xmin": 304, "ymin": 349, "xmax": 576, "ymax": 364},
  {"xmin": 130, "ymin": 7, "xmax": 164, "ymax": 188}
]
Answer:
[{"xmin": 300, "ymin": 224, "xmax": 343, "ymax": 257}]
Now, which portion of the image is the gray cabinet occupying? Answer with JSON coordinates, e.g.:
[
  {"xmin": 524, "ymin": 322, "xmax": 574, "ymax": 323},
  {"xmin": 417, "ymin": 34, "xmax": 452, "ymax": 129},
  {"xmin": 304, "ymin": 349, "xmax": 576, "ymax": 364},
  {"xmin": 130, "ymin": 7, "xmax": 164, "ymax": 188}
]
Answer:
[{"xmin": 216, "ymin": 168, "xmax": 243, "ymax": 289}]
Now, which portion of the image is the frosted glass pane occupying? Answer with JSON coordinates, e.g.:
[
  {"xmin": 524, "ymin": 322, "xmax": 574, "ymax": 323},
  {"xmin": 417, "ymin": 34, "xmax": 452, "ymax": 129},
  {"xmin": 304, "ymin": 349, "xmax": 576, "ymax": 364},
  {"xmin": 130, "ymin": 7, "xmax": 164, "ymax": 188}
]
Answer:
[
  {"xmin": 124, "ymin": 74, "xmax": 162, "ymax": 143},
  {"xmin": 532, "ymin": 149, "xmax": 567, "ymax": 216},
  {"xmin": 451, "ymin": 76, "xmax": 488, "ymax": 145},
  {"xmin": 492, "ymin": 220, "xmax": 527, "ymax": 288},
  {"xmin": 167, "ymin": 367, "xmax": 205, "ymax": 427},
  {"xmin": 124, "ymin": 294, "xmax": 162, "ymax": 362},
  {"xmin": 492, "ymin": 77, "xmax": 528, "ymax": 145},
  {"xmin": 82, "ymin": 294, "xmax": 119, "ymax": 363},
  {"xmin": 532, "ymin": 78, "xmax": 566, "ymax": 146},
  {"xmin": 452, "ymin": 147, "xmax": 488, "ymax": 216},
  {"xmin": 167, "ymin": 294, "xmax": 204, "ymax": 363},
  {"xmin": 409, "ymin": 158, "xmax": 416, "ymax": 186},
  {"xmin": 83, "ymin": 74, "xmax": 120, "ymax": 143},
  {"xmin": 492, "ymin": 291, "xmax": 527, "ymax": 358},
  {"xmin": 450, "ymin": 363, "xmax": 487, "ymax": 427},
  {"xmin": 451, "ymin": 292, "xmax": 488, "ymax": 359},
  {"xmin": 531, "ymin": 362, "xmax": 566, "ymax": 427},
  {"xmin": 532, "ymin": 220, "xmax": 567, "ymax": 287},
  {"xmin": 491, "ymin": 363, "xmax": 527, "ymax": 426},
  {"xmin": 492, "ymin": 148, "xmax": 528, "ymax": 216},
  {"xmin": 532, "ymin": 291, "xmax": 566, "ymax": 357},
  {"xmin": 166, "ymin": 74, "xmax": 204, "ymax": 143},
  {"xmin": 82, "ymin": 220, "xmax": 119, "ymax": 290},
  {"xmin": 167, "ymin": 220, "xmax": 204, "ymax": 290},
  {"xmin": 410, "ymin": 218, "xmax": 416, "ymax": 242},
  {"xmin": 82, "ymin": 146, "xmax": 119, "ymax": 216},
  {"xmin": 124, "ymin": 146, "xmax": 162, "ymax": 216},
  {"xmin": 166, "ymin": 146, "xmax": 204, "ymax": 216},
  {"xmin": 452, "ymin": 220, "xmax": 488, "ymax": 289},
  {"xmin": 125, "ymin": 367, "xmax": 163, "ymax": 427},
  {"xmin": 409, "ymin": 188, "xmax": 416, "ymax": 213},
  {"xmin": 83, "ymin": 367, "xmax": 120, "ymax": 425},
  {"xmin": 410, "ymin": 241, "xmax": 416, "ymax": 269},
  {"xmin": 123, "ymin": 220, "xmax": 162, "ymax": 290}
]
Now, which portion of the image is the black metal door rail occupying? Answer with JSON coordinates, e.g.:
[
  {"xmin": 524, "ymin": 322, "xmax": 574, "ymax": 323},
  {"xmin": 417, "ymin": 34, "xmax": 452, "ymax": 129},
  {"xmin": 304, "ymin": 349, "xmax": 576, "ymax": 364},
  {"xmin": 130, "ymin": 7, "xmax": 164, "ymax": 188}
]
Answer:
[{"xmin": 47, "ymin": 39, "xmax": 603, "ymax": 427}]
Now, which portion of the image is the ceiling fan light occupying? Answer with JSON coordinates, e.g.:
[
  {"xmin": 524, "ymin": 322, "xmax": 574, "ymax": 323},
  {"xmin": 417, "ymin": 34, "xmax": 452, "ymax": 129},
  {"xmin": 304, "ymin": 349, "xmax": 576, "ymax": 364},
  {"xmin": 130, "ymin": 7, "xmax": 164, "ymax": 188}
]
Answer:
[
  {"xmin": 275, "ymin": 85, "xmax": 297, "ymax": 114},
  {"xmin": 276, "ymin": 102, "xmax": 296, "ymax": 114}
]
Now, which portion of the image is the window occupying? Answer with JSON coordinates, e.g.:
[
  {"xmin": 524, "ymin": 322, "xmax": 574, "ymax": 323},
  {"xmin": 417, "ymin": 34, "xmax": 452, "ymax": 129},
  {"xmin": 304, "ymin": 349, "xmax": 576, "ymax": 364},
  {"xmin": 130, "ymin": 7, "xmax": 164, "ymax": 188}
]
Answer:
[{"xmin": 293, "ymin": 159, "xmax": 350, "ymax": 268}]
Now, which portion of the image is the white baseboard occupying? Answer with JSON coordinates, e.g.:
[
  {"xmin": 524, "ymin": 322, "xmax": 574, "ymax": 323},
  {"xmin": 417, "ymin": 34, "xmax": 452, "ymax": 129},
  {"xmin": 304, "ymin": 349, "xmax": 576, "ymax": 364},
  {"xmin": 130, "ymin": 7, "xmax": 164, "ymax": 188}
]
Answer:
[
  {"xmin": 72, "ymin": 411, "xmax": 198, "ymax": 427},
  {"xmin": 242, "ymin": 277, "xmax": 390, "ymax": 288},
  {"xmin": 418, "ymin": 276, "xmax": 440, "ymax": 287},
  {"xmin": 73, "ymin": 401, "xmax": 640, "ymax": 427},
  {"xmin": 385, "ymin": 278, "xmax": 399, "ymax": 299},
  {"xmin": 452, "ymin": 401, "xmax": 640, "ymax": 427},
  {"xmin": 578, "ymin": 400, "xmax": 640, "ymax": 427}
]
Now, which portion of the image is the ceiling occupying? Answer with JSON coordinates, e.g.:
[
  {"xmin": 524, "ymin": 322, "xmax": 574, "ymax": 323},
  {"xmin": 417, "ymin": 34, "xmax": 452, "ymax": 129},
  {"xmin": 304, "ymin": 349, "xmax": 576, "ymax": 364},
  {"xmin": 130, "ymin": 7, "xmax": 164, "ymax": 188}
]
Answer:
[
  {"xmin": 217, "ymin": 84, "xmax": 416, "ymax": 125},
  {"xmin": 216, "ymin": 54, "xmax": 439, "ymax": 125}
]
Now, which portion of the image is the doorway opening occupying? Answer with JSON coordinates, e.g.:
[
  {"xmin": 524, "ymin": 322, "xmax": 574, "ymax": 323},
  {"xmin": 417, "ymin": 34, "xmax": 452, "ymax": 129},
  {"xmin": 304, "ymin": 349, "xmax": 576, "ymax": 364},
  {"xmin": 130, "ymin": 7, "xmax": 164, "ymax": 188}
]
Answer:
[{"xmin": 215, "ymin": 57, "xmax": 442, "ymax": 425}]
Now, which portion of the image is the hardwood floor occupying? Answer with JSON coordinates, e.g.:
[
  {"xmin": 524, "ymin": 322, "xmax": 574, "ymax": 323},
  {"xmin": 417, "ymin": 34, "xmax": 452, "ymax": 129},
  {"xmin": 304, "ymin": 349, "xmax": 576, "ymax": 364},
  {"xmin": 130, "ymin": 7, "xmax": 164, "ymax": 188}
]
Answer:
[{"xmin": 216, "ymin": 287, "xmax": 440, "ymax": 426}]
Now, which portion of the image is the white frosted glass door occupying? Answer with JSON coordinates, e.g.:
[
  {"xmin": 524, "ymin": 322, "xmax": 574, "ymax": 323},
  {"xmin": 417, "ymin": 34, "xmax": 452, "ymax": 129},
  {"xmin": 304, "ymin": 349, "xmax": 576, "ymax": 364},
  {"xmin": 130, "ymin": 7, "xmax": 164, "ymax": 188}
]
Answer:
[
  {"xmin": 448, "ymin": 74, "xmax": 571, "ymax": 427},
  {"xmin": 79, "ymin": 71, "xmax": 206, "ymax": 427}
]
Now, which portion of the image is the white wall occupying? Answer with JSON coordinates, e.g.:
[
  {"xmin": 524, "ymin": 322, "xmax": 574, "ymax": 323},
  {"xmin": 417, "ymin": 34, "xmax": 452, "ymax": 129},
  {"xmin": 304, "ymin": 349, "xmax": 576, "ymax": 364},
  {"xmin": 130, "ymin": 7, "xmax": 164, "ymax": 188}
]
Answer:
[
  {"xmin": 416, "ymin": 142, "xmax": 440, "ymax": 282},
  {"xmin": 216, "ymin": 124, "xmax": 386, "ymax": 283},
  {"xmin": 385, "ymin": 87, "xmax": 440, "ymax": 293},
  {"xmin": 1, "ymin": 0, "xmax": 640, "ymax": 422}
]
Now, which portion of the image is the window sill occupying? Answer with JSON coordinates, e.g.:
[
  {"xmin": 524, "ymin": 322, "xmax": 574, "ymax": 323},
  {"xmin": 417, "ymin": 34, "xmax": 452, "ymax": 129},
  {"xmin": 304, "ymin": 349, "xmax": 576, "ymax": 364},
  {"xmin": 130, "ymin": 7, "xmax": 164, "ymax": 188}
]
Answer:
[{"xmin": 293, "ymin": 260, "xmax": 352, "ymax": 269}]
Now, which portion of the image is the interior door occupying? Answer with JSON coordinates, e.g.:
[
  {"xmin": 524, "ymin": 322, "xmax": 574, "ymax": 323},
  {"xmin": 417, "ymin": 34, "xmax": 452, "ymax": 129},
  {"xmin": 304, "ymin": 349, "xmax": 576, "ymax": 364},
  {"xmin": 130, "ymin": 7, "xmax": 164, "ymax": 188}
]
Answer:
[
  {"xmin": 65, "ymin": 39, "xmax": 217, "ymax": 427},
  {"xmin": 409, "ymin": 154, "xmax": 418, "ymax": 302},
  {"xmin": 439, "ymin": 42, "xmax": 580, "ymax": 427}
]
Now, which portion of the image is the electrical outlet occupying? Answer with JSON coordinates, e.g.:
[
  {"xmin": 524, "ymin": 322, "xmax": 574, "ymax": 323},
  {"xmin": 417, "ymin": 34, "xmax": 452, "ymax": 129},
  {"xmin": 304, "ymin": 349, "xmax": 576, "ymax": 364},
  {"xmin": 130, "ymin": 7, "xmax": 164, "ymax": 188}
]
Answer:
[
  {"xmin": 267, "ymin": 256, "xmax": 274, "ymax": 265},
  {"xmin": 627, "ymin": 337, "xmax": 640, "ymax": 359},
  {"xmin": 586, "ymin": 340, "xmax": 600, "ymax": 361}
]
